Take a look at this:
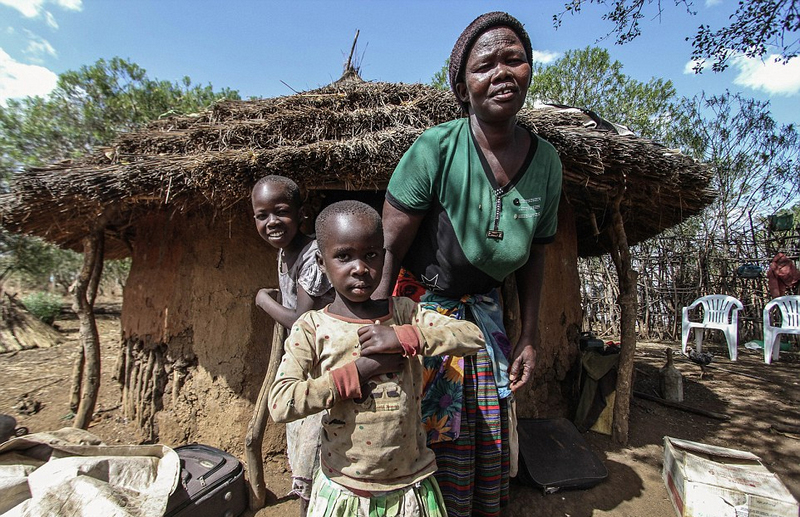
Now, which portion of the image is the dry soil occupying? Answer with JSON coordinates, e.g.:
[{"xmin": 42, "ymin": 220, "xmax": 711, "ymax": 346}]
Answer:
[{"xmin": 1, "ymin": 306, "xmax": 799, "ymax": 517}]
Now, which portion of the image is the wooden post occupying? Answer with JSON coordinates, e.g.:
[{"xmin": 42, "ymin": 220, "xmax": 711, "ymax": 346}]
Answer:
[
  {"xmin": 69, "ymin": 347, "xmax": 84, "ymax": 412},
  {"xmin": 245, "ymin": 289, "xmax": 286, "ymax": 510},
  {"xmin": 345, "ymin": 30, "xmax": 360, "ymax": 72},
  {"xmin": 607, "ymin": 186, "xmax": 638, "ymax": 445},
  {"xmin": 69, "ymin": 239, "xmax": 103, "ymax": 415},
  {"xmin": 72, "ymin": 227, "xmax": 106, "ymax": 430}
]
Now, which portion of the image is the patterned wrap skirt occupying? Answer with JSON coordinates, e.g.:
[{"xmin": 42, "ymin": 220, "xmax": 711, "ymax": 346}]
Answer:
[
  {"xmin": 429, "ymin": 351, "xmax": 510, "ymax": 517},
  {"xmin": 395, "ymin": 270, "xmax": 511, "ymax": 517}
]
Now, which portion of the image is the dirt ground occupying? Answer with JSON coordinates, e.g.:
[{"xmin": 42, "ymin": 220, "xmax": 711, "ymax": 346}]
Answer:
[{"xmin": 2, "ymin": 306, "xmax": 799, "ymax": 517}]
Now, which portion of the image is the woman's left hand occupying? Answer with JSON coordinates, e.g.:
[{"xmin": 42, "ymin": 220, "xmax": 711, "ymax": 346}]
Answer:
[{"xmin": 509, "ymin": 343, "xmax": 537, "ymax": 392}]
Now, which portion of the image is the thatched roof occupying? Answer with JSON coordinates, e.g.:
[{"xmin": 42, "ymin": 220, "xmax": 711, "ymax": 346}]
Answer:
[{"xmin": 0, "ymin": 81, "xmax": 714, "ymax": 258}]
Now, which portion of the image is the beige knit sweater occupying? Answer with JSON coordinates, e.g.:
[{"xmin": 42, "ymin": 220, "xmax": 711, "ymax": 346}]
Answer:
[{"xmin": 268, "ymin": 296, "xmax": 484, "ymax": 493}]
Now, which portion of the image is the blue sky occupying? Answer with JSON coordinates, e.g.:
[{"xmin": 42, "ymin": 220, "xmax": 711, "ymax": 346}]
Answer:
[{"xmin": 1, "ymin": 0, "xmax": 799, "ymax": 128}]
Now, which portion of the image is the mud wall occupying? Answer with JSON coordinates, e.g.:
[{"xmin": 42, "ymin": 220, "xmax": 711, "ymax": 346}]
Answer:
[
  {"xmin": 120, "ymin": 206, "xmax": 285, "ymax": 455},
  {"xmin": 118, "ymin": 197, "xmax": 582, "ymax": 456},
  {"xmin": 512, "ymin": 197, "xmax": 583, "ymax": 418}
]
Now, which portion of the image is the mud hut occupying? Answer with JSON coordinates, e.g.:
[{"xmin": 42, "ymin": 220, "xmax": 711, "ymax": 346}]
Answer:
[{"xmin": 0, "ymin": 80, "xmax": 713, "ymax": 455}]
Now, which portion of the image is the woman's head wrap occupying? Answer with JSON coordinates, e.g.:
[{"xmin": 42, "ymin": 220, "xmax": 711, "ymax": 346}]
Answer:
[{"xmin": 448, "ymin": 12, "xmax": 533, "ymax": 111}]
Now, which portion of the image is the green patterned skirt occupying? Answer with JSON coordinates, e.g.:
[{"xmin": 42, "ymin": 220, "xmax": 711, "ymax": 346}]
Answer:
[{"xmin": 307, "ymin": 469, "xmax": 447, "ymax": 517}]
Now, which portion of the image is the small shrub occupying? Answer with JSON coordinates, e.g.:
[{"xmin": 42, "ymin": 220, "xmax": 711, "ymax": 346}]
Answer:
[{"xmin": 21, "ymin": 292, "xmax": 63, "ymax": 325}]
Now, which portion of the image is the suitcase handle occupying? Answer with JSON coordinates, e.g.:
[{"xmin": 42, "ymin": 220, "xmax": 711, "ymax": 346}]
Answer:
[
  {"xmin": 198, "ymin": 456, "xmax": 227, "ymax": 487},
  {"xmin": 178, "ymin": 454, "xmax": 228, "ymax": 488}
]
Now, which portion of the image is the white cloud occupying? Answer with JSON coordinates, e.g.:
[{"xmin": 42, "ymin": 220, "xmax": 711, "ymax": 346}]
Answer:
[
  {"xmin": 0, "ymin": 0, "xmax": 82, "ymax": 24},
  {"xmin": 0, "ymin": 0, "xmax": 40, "ymax": 18},
  {"xmin": 44, "ymin": 10, "xmax": 58, "ymax": 29},
  {"xmin": 683, "ymin": 58, "xmax": 705, "ymax": 74},
  {"xmin": 731, "ymin": 53, "xmax": 800, "ymax": 96},
  {"xmin": 22, "ymin": 30, "xmax": 57, "ymax": 63},
  {"xmin": 705, "ymin": 0, "xmax": 722, "ymax": 6},
  {"xmin": 685, "ymin": 51, "xmax": 800, "ymax": 96},
  {"xmin": 54, "ymin": 0, "xmax": 82, "ymax": 9},
  {"xmin": 531, "ymin": 50, "xmax": 560, "ymax": 65},
  {"xmin": 0, "ymin": 48, "xmax": 58, "ymax": 104}
]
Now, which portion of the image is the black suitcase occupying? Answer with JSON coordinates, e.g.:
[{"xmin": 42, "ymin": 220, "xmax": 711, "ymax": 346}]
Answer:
[
  {"xmin": 516, "ymin": 417, "xmax": 608, "ymax": 494},
  {"xmin": 164, "ymin": 444, "xmax": 248, "ymax": 517}
]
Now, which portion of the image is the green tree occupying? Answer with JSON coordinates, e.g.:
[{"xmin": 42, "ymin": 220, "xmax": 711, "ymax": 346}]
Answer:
[
  {"xmin": 430, "ymin": 59, "xmax": 450, "ymax": 91},
  {"xmin": 554, "ymin": 0, "xmax": 800, "ymax": 72},
  {"xmin": 0, "ymin": 230, "xmax": 82, "ymax": 289},
  {"xmin": 668, "ymin": 91, "xmax": 800, "ymax": 241},
  {"xmin": 0, "ymin": 57, "xmax": 240, "ymax": 180},
  {"xmin": 0, "ymin": 57, "xmax": 238, "ymax": 290},
  {"xmin": 528, "ymin": 46, "xmax": 677, "ymax": 139}
]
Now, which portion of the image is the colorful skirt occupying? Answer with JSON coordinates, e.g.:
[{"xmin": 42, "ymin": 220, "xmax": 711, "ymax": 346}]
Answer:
[
  {"xmin": 430, "ymin": 350, "xmax": 510, "ymax": 517},
  {"xmin": 307, "ymin": 469, "xmax": 447, "ymax": 517},
  {"xmin": 394, "ymin": 269, "xmax": 511, "ymax": 517}
]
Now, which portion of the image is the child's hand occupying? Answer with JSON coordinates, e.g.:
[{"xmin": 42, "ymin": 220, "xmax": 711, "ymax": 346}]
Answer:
[
  {"xmin": 354, "ymin": 354, "xmax": 405, "ymax": 382},
  {"xmin": 357, "ymin": 323, "xmax": 403, "ymax": 355}
]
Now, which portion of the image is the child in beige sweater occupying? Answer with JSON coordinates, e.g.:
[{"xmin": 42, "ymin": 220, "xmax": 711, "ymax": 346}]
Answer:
[{"xmin": 269, "ymin": 200, "xmax": 484, "ymax": 516}]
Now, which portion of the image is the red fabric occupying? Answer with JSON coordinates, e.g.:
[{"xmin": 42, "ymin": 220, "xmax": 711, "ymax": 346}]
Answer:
[
  {"xmin": 767, "ymin": 253, "xmax": 800, "ymax": 298},
  {"xmin": 393, "ymin": 268, "xmax": 426, "ymax": 302},
  {"xmin": 330, "ymin": 362, "xmax": 361, "ymax": 400},
  {"xmin": 394, "ymin": 324, "xmax": 420, "ymax": 357}
]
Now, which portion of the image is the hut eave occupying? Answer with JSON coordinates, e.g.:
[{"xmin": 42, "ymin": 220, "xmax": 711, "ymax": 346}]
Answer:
[{"xmin": 0, "ymin": 81, "xmax": 715, "ymax": 259}]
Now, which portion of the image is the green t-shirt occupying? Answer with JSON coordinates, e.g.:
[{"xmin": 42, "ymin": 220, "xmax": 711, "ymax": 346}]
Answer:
[{"xmin": 387, "ymin": 118, "xmax": 562, "ymax": 297}]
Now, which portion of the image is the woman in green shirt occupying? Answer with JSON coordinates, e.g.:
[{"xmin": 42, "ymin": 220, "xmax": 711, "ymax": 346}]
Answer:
[{"xmin": 378, "ymin": 12, "xmax": 563, "ymax": 517}]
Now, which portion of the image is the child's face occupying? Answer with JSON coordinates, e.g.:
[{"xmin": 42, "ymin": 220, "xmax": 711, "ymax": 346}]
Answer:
[
  {"xmin": 318, "ymin": 214, "xmax": 385, "ymax": 304},
  {"xmin": 251, "ymin": 183, "xmax": 301, "ymax": 249}
]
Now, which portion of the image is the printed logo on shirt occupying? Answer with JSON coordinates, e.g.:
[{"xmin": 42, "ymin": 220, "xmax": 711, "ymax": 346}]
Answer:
[
  {"xmin": 513, "ymin": 197, "xmax": 542, "ymax": 219},
  {"xmin": 373, "ymin": 382, "xmax": 404, "ymax": 412}
]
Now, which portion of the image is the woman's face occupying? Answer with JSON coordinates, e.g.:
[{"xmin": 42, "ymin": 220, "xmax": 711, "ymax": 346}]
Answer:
[{"xmin": 456, "ymin": 27, "xmax": 531, "ymax": 123}]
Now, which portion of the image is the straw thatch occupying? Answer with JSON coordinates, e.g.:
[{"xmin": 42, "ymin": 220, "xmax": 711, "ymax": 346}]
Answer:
[{"xmin": 0, "ymin": 80, "xmax": 714, "ymax": 258}]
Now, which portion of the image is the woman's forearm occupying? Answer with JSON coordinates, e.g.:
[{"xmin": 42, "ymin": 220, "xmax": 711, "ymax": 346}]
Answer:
[
  {"xmin": 375, "ymin": 200, "xmax": 424, "ymax": 299},
  {"xmin": 509, "ymin": 244, "xmax": 547, "ymax": 390}
]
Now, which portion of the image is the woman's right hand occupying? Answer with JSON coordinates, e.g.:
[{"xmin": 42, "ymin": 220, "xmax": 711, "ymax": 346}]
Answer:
[{"xmin": 354, "ymin": 354, "xmax": 405, "ymax": 383}]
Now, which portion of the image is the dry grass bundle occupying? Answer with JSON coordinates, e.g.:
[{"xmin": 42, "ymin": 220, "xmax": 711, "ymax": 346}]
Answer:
[{"xmin": 0, "ymin": 80, "xmax": 713, "ymax": 258}]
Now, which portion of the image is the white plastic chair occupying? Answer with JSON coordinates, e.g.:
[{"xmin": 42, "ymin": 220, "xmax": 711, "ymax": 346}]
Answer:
[
  {"xmin": 681, "ymin": 295, "xmax": 744, "ymax": 361},
  {"xmin": 762, "ymin": 295, "xmax": 800, "ymax": 364}
]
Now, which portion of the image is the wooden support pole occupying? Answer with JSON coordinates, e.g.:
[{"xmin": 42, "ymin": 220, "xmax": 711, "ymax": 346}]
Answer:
[
  {"xmin": 246, "ymin": 289, "xmax": 286, "ymax": 510},
  {"xmin": 69, "ymin": 227, "xmax": 104, "ymax": 416},
  {"xmin": 72, "ymin": 227, "xmax": 105, "ymax": 430},
  {"xmin": 69, "ymin": 347, "xmax": 84, "ymax": 412},
  {"xmin": 607, "ymin": 185, "xmax": 638, "ymax": 445},
  {"xmin": 633, "ymin": 391, "xmax": 730, "ymax": 421},
  {"xmin": 771, "ymin": 423, "xmax": 800, "ymax": 436},
  {"xmin": 345, "ymin": 29, "xmax": 360, "ymax": 72}
]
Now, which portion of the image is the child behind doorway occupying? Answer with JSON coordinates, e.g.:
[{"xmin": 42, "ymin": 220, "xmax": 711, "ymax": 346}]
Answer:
[
  {"xmin": 269, "ymin": 200, "xmax": 485, "ymax": 517},
  {"xmin": 251, "ymin": 175, "xmax": 334, "ymax": 515}
]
